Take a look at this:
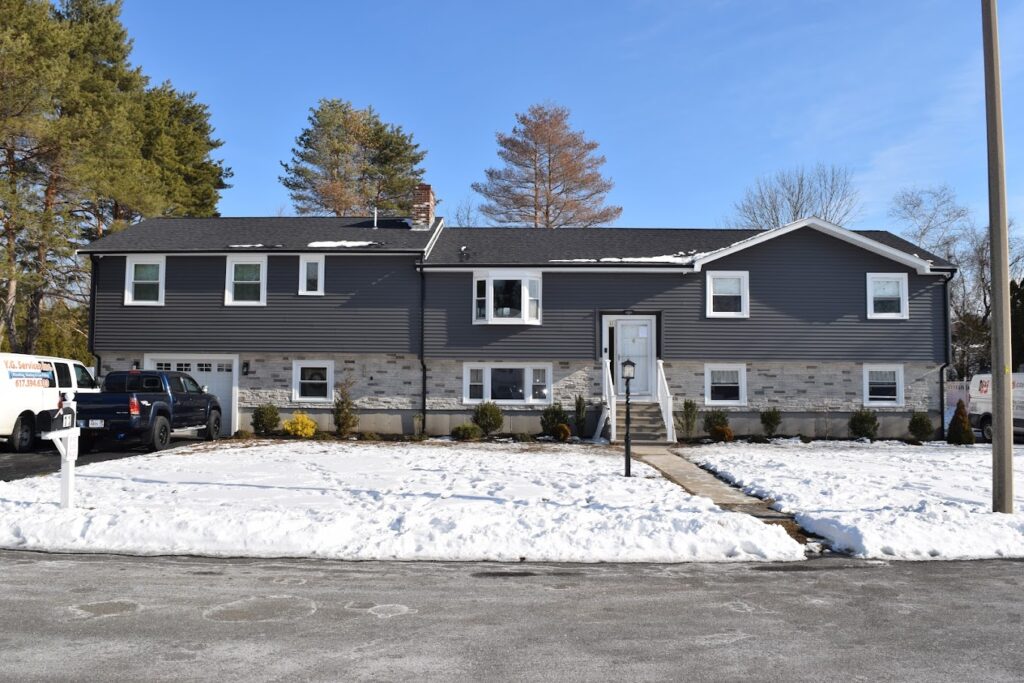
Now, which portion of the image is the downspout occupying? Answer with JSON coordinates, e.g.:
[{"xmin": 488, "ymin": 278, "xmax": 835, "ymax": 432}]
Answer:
[
  {"xmin": 88, "ymin": 254, "xmax": 101, "ymax": 376},
  {"xmin": 939, "ymin": 271, "xmax": 953, "ymax": 438},
  {"xmin": 419, "ymin": 259, "xmax": 427, "ymax": 434}
]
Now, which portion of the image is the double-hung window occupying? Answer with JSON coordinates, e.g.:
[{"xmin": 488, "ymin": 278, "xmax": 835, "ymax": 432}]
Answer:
[
  {"xmin": 299, "ymin": 255, "xmax": 324, "ymax": 296},
  {"xmin": 472, "ymin": 271, "xmax": 541, "ymax": 325},
  {"xmin": 704, "ymin": 363, "xmax": 747, "ymax": 406},
  {"xmin": 292, "ymin": 360, "xmax": 334, "ymax": 402},
  {"xmin": 863, "ymin": 364, "xmax": 904, "ymax": 407},
  {"xmin": 124, "ymin": 255, "xmax": 165, "ymax": 306},
  {"xmin": 463, "ymin": 363, "xmax": 551, "ymax": 405},
  {"xmin": 866, "ymin": 273, "xmax": 909, "ymax": 319},
  {"xmin": 706, "ymin": 271, "xmax": 749, "ymax": 318},
  {"xmin": 225, "ymin": 255, "xmax": 267, "ymax": 306}
]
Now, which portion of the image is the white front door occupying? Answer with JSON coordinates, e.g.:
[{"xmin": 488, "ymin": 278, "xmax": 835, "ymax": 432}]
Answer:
[{"xmin": 602, "ymin": 315, "xmax": 656, "ymax": 399}]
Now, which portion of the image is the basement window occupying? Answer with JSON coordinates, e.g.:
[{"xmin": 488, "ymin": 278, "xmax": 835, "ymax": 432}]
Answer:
[
  {"xmin": 864, "ymin": 364, "xmax": 904, "ymax": 407},
  {"xmin": 463, "ymin": 363, "xmax": 552, "ymax": 405},
  {"xmin": 704, "ymin": 363, "xmax": 747, "ymax": 406},
  {"xmin": 292, "ymin": 360, "xmax": 334, "ymax": 402}
]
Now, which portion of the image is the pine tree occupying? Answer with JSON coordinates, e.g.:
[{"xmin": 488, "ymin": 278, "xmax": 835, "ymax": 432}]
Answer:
[
  {"xmin": 946, "ymin": 399, "xmax": 975, "ymax": 446},
  {"xmin": 472, "ymin": 103, "xmax": 622, "ymax": 228},
  {"xmin": 279, "ymin": 99, "xmax": 426, "ymax": 216}
]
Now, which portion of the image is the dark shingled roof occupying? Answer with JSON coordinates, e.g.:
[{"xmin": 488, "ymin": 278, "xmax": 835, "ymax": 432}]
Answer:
[
  {"xmin": 424, "ymin": 226, "xmax": 956, "ymax": 270},
  {"xmin": 79, "ymin": 217, "xmax": 439, "ymax": 254}
]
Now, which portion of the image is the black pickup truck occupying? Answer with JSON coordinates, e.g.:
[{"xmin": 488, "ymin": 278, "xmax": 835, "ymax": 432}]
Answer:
[{"xmin": 75, "ymin": 370, "xmax": 223, "ymax": 451}]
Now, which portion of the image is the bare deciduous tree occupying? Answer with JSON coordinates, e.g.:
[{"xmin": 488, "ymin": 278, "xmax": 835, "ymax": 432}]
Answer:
[
  {"xmin": 890, "ymin": 184, "xmax": 1022, "ymax": 378},
  {"xmin": 732, "ymin": 163, "xmax": 861, "ymax": 229},
  {"xmin": 472, "ymin": 103, "xmax": 622, "ymax": 228},
  {"xmin": 451, "ymin": 197, "xmax": 481, "ymax": 227}
]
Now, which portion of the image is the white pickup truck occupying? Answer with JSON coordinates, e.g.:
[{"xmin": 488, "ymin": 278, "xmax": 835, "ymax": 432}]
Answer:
[
  {"xmin": 967, "ymin": 373, "xmax": 1024, "ymax": 441},
  {"xmin": 0, "ymin": 352, "xmax": 100, "ymax": 452}
]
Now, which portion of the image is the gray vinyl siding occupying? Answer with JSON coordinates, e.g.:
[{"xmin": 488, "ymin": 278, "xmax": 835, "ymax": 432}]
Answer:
[
  {"xmin": 92, "ymin": 254, "xmax": 421, "ymax": 353},
  {"xmin": 424, "ymin": 227, "xmax": 947, "ymax": 362}
]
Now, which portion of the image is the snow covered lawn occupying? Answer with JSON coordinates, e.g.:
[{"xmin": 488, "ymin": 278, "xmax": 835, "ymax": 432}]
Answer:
[
  {"xmin": 0, "ymin": 441, "xmax": 804, "ymax": 563},
  {"xmin": 689, "ymin": 440, "xmax": 1024, "ymax": 560}
]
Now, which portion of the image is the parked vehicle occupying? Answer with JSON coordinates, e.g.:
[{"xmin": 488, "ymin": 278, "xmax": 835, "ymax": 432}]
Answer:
[
  {"xmin": 967, "ymin": 373, "xmax": 1024, "ymax": 441},
  {"xmin": 0, "ymin": 352, "xmax": 100, "ymax": 452},
  {"xmin": 75, "ymin": 370, "xmax": 223, "ymax": 451}
]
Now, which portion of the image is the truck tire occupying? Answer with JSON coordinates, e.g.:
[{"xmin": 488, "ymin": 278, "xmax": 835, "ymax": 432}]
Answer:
[
  {"xmin": 148, "ymin": 416, "xmax": 171, "ymax": 452},
  {"xmin": 10, "ymin": 414, "xmax": 35, "ymax": 453},
  {"xmin": 205, "ymin": 411, "xmax": 221, "ymax": 441},
  {"xmin": 980, "ymin": 416, "xmax": 993, "ymax": 443}
]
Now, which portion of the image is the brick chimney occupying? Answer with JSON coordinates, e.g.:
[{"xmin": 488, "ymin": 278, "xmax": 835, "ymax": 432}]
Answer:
[{"xmin": 411, "ymin": 183, "xmax": 435, "ymax": 228}]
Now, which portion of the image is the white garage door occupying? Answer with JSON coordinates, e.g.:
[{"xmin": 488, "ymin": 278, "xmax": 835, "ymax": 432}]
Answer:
[{"xmin": 146, "ymin": 356, "xmax": 236, "ymax": 436}]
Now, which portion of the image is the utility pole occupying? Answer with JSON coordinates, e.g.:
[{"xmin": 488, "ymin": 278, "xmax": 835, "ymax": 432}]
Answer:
[{"xmin": 981, "ymin": 0, "xmax": 1014, "ymax": 513}]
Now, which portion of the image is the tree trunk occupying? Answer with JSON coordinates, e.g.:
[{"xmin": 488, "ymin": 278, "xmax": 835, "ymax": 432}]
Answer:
[
  {"xmin": 22, "ymin": 165, "xmax": 60, "ymax": 354},
  {"xmin": 1, "ymin": 146, "xmax": 18, "ymax": 349}
]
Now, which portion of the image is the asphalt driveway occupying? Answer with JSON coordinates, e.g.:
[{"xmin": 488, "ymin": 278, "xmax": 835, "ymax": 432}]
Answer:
[{"xmin": 0, "ymin": 437, "xmax": 200, "ymax": 482}]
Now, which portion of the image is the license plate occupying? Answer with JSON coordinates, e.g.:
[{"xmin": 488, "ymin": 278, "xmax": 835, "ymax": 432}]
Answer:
[
  {"xmin": 88, "ymin": 419, "xmax": 104, "ymax": 428},
  {"xmin": 62, "ymin": 414, "xmax": 73, "ymax": 428}
]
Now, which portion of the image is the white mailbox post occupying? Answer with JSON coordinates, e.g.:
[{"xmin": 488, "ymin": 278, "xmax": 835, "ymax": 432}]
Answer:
[{"xmin": 41, "ymin": 399, "xmax": 80, "ymax": 509}]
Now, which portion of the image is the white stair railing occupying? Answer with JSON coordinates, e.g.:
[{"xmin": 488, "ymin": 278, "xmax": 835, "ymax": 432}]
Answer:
[
  {"xmin": 656, "ymin": 360, "xmax": 676, "ymax": 443},
  {"xmin": 594, "ymin": 358, "xmax": 616, "ymax": 442}
]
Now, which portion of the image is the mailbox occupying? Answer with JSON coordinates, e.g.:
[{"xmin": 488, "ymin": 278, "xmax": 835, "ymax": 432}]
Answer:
[{"xmin": 37, "ymin": 404, "xmax": 76, "ymax": 433}]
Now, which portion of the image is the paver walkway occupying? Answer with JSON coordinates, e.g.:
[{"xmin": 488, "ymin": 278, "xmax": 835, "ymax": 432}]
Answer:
[{"xmin": 632, "ymin": 445, "xmax": 816, "ymax": 545}]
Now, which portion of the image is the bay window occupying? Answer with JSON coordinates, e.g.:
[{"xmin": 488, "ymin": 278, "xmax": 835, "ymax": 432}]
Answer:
[
  {"xmin": 462, "ymin": 363, "xmax": 552, "ymax": 405},
  {"xmin": 472, "ymin": 271, "xmax": 541, "ymax": 324}
]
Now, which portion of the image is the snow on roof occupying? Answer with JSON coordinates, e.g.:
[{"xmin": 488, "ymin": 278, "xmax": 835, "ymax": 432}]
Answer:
[
  {"xmin": 549, "ymin": 249, "xmax": 715, "ymax": 266},
  {"xmin": 227, "ymin": 244, "xmax": 264, "ymax": 248},
  {"xmin": 307, "ymin": 240, "xmax": 380, "ymax": 248}
]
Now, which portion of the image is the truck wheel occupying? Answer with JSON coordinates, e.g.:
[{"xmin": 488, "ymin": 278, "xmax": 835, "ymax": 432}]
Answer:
[
  {"xmin": 148, "ymin": 416, "xmax": 171, "ymax": 452},
  {"xmin": 980, "ymin": 416, "xmax": 993, "ymax": 443},
  {"xmin": 78, "ymin": 435, "xmax": 96, "ymax": 454},
  {"xmin": 10, "ymin": 414, "xmax": 35, "ymax": 453},
  {"xmin": 205, "ymin": 411, "xmax": 221, "ymax": 441}
]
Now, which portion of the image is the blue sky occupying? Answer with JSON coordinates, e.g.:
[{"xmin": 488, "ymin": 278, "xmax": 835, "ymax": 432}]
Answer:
[{"xmin": 119, "ymin": 0, "xmax": 1023, "ymax": 229}]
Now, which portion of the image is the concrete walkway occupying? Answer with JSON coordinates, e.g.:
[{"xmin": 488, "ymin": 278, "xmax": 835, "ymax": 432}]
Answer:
[{"xmin": 632, "ymin": 445, "xmax": 815, "ymax": 544}]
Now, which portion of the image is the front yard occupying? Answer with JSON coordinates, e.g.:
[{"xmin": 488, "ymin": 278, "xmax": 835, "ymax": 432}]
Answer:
[
  {"xmin": 0, "ymin": 440, "xmax": 804, "ymax": 563},
  {"xmin": 689, "ymin": 439, "xmax": 1024, "ymax": 560}
]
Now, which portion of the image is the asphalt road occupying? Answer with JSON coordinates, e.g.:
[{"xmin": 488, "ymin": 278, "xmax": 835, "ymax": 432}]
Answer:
[{"xmin": 1, "ymin": 551, "xmax": 1021, "ymax": 682}]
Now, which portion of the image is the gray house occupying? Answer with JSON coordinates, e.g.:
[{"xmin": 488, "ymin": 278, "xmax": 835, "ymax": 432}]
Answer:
[{"xmin": 81, "ymin": 184, "xmax": 955, "ymax": 440}]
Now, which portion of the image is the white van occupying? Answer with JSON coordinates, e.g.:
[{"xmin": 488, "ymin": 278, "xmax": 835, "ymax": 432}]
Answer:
[
  {"xmin": 967, "ymin": 373, "xmax": 1024, "ymax": 441},
  {"xmin": 0, "ymin": 353, "xmax": 100, "ymax": 452}
]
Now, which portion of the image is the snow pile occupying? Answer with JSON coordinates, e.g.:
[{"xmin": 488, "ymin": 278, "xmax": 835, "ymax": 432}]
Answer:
[
  {"xmin": 307, "ymin": 240, "xmax": 379, "ymax": 248},
  {"xmin": 0, "ymin": 441, "xmax": 804, "ymax": 562},
  {"xmin": 690, "ymin": 440, "xmax": 1024, "ymax": 560}
]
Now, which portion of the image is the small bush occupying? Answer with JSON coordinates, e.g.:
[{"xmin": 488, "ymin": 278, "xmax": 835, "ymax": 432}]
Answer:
[
  {"xmin": 574, "ymin": 394, "xmax": 588, "ymax": 436},
  {"xmin": 332, "ymin": 379, "xmax": 359, "ymax": 437},
  {"xmin": 541, "ymin": 404, "xmax": 569, "ymax": 436},
  {"xmin": 709, "ymin": 425, "xmax": 734, "ymax": 443},
  {"xmin": 451, "ymin": 423, "xmax": 483, "ymax": 441},
  {"xmin": 946, "ymin": 399, "xmax": 975, "ymax": 445},
  {"xmin": 513, "ymin": 432, "xmax": 535, "ymax": 443},
  {"xmin": 251, "ymin": 404, "xmax": 280, "ymax": 435},
  {"xmin": 748, "ymin": 433, "xmax": 769, "ymax": 444},
  {"xmin": 799, "ymin": 434, "xmax": 813, "ymax": 444},
  {"xmin": 472, "ymin": 401, "xmax": 504, "ymax": 436},
  {"xmin": 848, "ymin": 408, "xmax": 879, "ymax": 440},
  {"xmin": 359, "ymin": 431, "xmax": 380, "ymax": 441},
  {"xmin": 311, "ymin": 430, "xmax": 336, "ymax": 441},
  {"xmin": 908, "ymin": 411, "xmax": 934, "ymax": 442},
  {"xmin": 233, "ymin": 429, "xmax": 253, "ymax": 440},
  {"xmin": 675, "ymin": 399, "xmax": 699, "ymax": 440},
  {"xmin": 760, "ymin": 407, "xmax": 782, "ymax": 437},
  {"xmin": 553, "ymin": 423, "xmax": 572, "ymax": 442},
  {"xmin": 702, "ymin": 409, "xmax": 729, "ymax": 435},
  {"xmin": 282, "ymin": 412, "xmax": 317, "ymax": 439}
]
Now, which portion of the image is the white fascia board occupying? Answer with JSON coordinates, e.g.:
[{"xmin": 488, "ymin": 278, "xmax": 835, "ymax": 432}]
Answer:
[
  {"xmin": 424, "ymin": 266, "xmax": 693, "ymax": 274},
  {"xmin": 691, "ymin": 217, "xmax": 934, "ymax": 275}
]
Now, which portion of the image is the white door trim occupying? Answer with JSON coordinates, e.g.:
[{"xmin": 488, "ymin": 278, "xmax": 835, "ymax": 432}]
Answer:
[
  {"xmin": 143, "ymin": 353, "xmax": 239, "ymax": 436},
  {"xmin": 601, "ymin": 314, "xmax": 657, "ymax": 401}
]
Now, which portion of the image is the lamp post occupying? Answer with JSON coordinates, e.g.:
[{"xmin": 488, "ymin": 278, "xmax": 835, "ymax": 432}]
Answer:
[{"xmin": 622, "ymin": 359, "xmax": 636, "ymax": 477}]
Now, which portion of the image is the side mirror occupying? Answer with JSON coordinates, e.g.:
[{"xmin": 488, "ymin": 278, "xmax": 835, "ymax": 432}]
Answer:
[{"xmin": 201, "ymin": 385, "xmax": 209, "ymax": 393}]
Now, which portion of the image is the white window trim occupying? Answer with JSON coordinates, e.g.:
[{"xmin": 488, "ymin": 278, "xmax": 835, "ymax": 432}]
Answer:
[
  {"xmin": 124, "ymin": 255, "xmax": 166, "ymax": 306},
  {"xmin": 705, "ymin": 271, "xmax": 750, "ymax": 319},
  {"xmin": 291, "ymin": 359, "xmax": 335, "ymax": 403},
  {"xmin": 866, "ymin": 272, "xmax": 909, "ymax": 320},
  {"xmin": 704, "ymin": 363, "xmax": 748, "ymax": 406},
  {"xmin": 863, "ymin": 363, "xmax": 905, "ymax": 407},
  {"xmin": 298, "ymin": 255, "xmax": 325, "ymax": 296},
  {"xmin": 472, "ymin": 270, "xmax": 542, "ymax": 325},
  {"xmin": 462, "ymin": 362, "xmax": 553, "ymax": 405},
  {"xmin": 225, "ymin": 254, "xmax": 268, "ymax": 306}
]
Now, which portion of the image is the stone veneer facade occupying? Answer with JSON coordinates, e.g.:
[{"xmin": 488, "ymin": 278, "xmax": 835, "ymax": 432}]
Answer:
[{"xmin": 96, "ymin": 352, "xmax": 942, "ymax": 438}]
